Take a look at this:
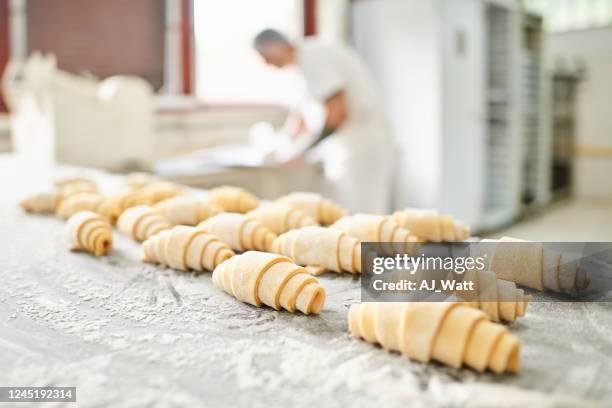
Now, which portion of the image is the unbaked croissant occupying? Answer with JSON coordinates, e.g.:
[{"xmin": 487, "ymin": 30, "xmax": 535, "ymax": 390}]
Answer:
[
  {"xmin": 97, "ymin": 191, "xmax": 134, "ymax": 225},
  {"xmin": 56, "ymin": 192, "xmax": 105, "ymax": 220},
  {"xmin": 371, "ymin": 260, "xmax": 530, "ymax": 322},
  {"xmin": 143, "ymin": 225, "xmax": 235, "ymax": 272},
  {"xmin": 330, "ymin": 214, "xmax": 420, "ymax": 253},
  {"xmin": 473, "ymin": 237, "xmax": 589, "ymax": 293},
  {"xmin": 391, "ymin": 208, "xmax": 470, "ymax": 242},
  {"xmin": 131, "ymin": 181, "xmax": 184, "ymax": 206},
  {"xmin": 117, "ymin": 205, "xmax": 172, "ymax": 242},
  {"xmin": 208, "ymin": 186, "xmax": 259, "ymax": 213},
  {"xmin": 125, "ymin": 172, "xmax": 156, "ymax": 190},
  {"xmin": 154, "ymin": 195, "xmax": 224, "ymax": 226},
  {"xmin": 19, "ymin": 178, "xmax": 97, "ymax": 215},
  {"xmin": 57, "ymin": 179, "xmax": 98, "ymax": 200},
  {"xmin": 213, "ymin": 251, "xmax": 326, "ymax": 314},
  {"xmin": 198, "ymin": 213, "xmax": 276, "ymax": 252},
  {"xmin": 380, "ymin": 266, "xmax": 529, "ymax": 322},
  {"xmin": 272, "ymin": 226, "xmax": 361, "ymax": 274},
  {"xmin": 246, "ymin": 203, "xmax": 318, "ymax": 234},
  {"xmin": 66, "ymin": 211, "xmax": 113, "ymax": 256},
  {"xmin": 348, "ymin": 302, "xmax": 520, "ymax": 374},
  {"xmin": 98, "ymin": 182, "xmax": 185, "ymax": 218},
  {"xmin": 20, "ymin": 192, "xmax": 59, "ymax": 214},
  {"xmin": 453, "ymin": 269, "xmax": 531, "ymax": 322},
  {"xmin": 55, "ymin": 177, "xmax": 96, "ymax": 189},
  {"xmin": 276, "ymin": 192, "xmax": 346, "ymax": 225}
]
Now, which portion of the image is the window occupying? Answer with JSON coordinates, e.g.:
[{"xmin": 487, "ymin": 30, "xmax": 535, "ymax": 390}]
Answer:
[
  {"xmin": 194, "ymin": 0, "xmax": 306, "ymax": 105},
  {"xmin": 523, "ymin": 0, "xmax": 612, "ymax": 32}
]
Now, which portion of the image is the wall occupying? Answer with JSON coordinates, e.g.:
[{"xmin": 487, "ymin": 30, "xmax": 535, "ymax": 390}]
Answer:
[
  {"xmin": 317, "ymin": 0, "xmax": 349, "ymax": 43},
  {"xmin": 26, "ymin": 0, "xmax": 165, "ymax": 90},
  {"xmin": 548, "ymin": 27, "xmax": 612, "ymax": 198},
  {"xmin": 351, "ymin": 0, "xmax": 442, "ymax": 210}
]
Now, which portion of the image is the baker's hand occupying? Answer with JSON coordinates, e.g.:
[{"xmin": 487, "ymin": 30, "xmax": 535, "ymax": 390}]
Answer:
[
  {"xmin": 281, "ymin": 155, "xmax": 306, "ymax": 169},
  {"xmin": 281, "ymin": 111, "xmax": 308, "ymax": 138}
]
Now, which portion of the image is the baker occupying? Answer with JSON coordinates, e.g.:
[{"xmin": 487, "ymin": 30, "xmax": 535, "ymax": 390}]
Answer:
[{"xmin": 253, "ymin": 29, "xmax": 393, "ymax": 214}]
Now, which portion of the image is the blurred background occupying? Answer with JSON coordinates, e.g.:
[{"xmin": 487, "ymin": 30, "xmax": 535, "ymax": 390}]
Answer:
[{"xmin": 0, "ymin": 0, "xmax": 611, "ymax": 238}]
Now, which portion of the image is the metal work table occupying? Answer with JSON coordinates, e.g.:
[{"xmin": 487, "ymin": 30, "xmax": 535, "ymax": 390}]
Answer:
[{"xmin": 0, "ymin": 154, "xmax": 609, "ymax": 407}]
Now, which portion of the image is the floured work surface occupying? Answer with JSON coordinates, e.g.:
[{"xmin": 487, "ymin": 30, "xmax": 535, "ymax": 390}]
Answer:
[{"xmin": 0, "ymin": 155, "xmax": 611, "ymax": 407}]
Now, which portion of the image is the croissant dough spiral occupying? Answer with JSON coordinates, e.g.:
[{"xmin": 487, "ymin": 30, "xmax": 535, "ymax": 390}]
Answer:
[
  {"xmin": 96, "ymin": 181, "xmax": 181, "ymax": 225},
  {"xmin": 20, "ymin": 192, "xmax": 59, "ymax": 214},
  {"xmin": 474, "ymin": 237, "xmax": 589, "ymax": 293},
  {"xmin": 154, "ymin": 195, "xmax": 224, "ymax": 226},
  {"xmin": 208, "ymin": 186, "xmax": 259, "ymax": 213},
  {"xmin": 246, "ymin": 203, "xmax": 318, "ymax": 234},
  {"xmin": 125, "ymin": 172, "xmax": 156, "ymax": 190},
  {"xmin": 383, "ymin": 266, "xmax": 530, "ymax": 323},
  {"xmin": 97, "ymin": 191, "xmax": 134, "ymax": 225},
  {"xmin": 455, "ymin": 269, "xmax": 531, "ymax": 322},
  {"xmin": 55, "ymin": 177, "xmax": 96, "ymax": 189},
  {"xmin": 348, "ymin": 302, "xmax": 520, "ymax": 374},
  {"xmin": 212, "ymin": 251, "xmax": 326, "ymax": 314},
  {"xmin": 130, "ymin": 181, "xmax": 184, "ymax": 206},
  {"xmin": 58, "ymin": 180, "xmax": 98, "ymax": 200},
  {"xmin": 272, "ymin": 226, "xmax": 361, "ymax": 274},
  {"xmin": 66, "ymin": 211, "xmax": 113, "ymax": 256},
  {"xmin": 198, "ymin": 213, "xmax": 276, "ymax": 252},
  {"xmin": 56, "ymin": 192, "xmax": 105, "ymax": 219},
  {"xmin": 276, "ymin": 192, "xmax": 346, "ymax": 225},
  {"xmin": 331, "ymin": 214, "xmax": 420, "ymax": 253},
  {"xmin": 143, "ymin": 225, "xmax": 235, "ymax": 272},
  {"xmin": 98, "ymin": 182, "xmax": 184, "ymax": 219},
  {"xmin": 391, "ymin": 208, "xmax": 470, "ymax": 242},
  {"xmin": 117, "ymin": 205, "xmax": 172, "ymax": 242},
  {"xmin": 20, "ymin": 178, "xmax": 97, "ymax": 215}
]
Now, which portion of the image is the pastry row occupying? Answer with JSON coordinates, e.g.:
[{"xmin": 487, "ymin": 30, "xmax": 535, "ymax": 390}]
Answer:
[{"xmin": 19, "ymin": 174, "xmax": 570, "ymax": 376}]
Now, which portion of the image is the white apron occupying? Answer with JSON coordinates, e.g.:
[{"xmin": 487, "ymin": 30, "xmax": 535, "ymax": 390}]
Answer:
[
  {"xmin": 297, "ymin": 39, "xmax": 393, "ymax": 214},
  {"xmin": 309, "ymin": 112, "xmax": 393, "ymax": 214}
]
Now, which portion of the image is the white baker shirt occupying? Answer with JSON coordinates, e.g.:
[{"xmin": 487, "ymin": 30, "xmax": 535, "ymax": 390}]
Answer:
[
  {"xmin": 294, "ymin": 39, "xmax": 393, "ymax": 214},
  {"xmin": 296, "ymin": 39, "xmax": 385, "ymax": 125}
]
